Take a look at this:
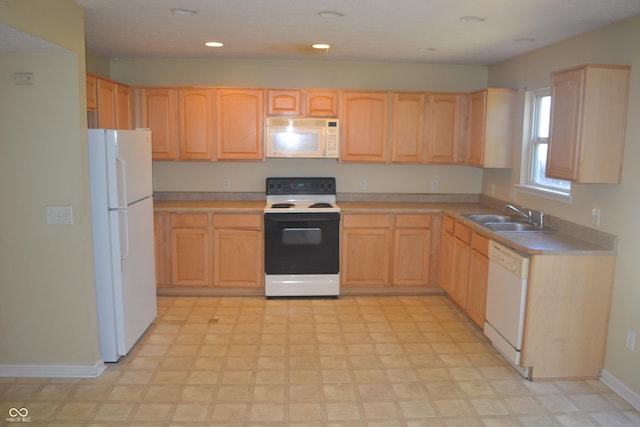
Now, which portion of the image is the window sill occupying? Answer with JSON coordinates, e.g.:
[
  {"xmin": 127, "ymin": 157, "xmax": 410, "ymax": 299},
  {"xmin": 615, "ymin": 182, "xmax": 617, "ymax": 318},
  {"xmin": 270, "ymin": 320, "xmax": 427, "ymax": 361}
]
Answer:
[{"xmin": 514, "ymin": 184, "xmax": 573, "ymax": 204}]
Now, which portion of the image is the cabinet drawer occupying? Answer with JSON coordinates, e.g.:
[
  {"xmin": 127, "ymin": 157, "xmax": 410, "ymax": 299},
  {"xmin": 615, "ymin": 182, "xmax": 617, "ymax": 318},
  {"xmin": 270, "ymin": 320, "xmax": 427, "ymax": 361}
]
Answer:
[
  {"xmin": 395, "ymin": 214, "xmax": 431, "ymax": 228},
  {"xmin": 171, "ymin": 213, "xmax": 209, "ymax": 228},
  {"xmin": 343, "ymin": 214, "xmax": 391, "ymax": 228},
  {"xmin": 471, "ymin": 232, "xmax": 489, "ymax": 256},
  {"xmin": 454, "ymin": 221, "xmax": 471, "ymax": 243},
  {"xmin": 213, "ymin": 214, "xmax": 262, "ymax": 229},
  {"xmin": 443, "ymin": 215, "xmax": 455, "ymax": 235}
]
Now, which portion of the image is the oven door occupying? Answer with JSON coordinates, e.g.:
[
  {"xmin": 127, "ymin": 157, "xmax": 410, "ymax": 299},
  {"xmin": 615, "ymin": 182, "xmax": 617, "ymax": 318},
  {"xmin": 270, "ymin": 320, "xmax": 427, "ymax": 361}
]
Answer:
[{"xmin": 264, "ymin": 212, "xmax": 339, "ymax": 275}]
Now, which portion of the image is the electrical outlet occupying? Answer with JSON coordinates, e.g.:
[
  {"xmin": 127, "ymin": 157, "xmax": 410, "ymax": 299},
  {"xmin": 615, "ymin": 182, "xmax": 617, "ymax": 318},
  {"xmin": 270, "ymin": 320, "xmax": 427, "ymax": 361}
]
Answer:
[
  {"xmin": 592, "ymin": 208, "xmax": 601, "ymax": 227},
  {"xmin": 431, "ymin": 179, "xmax": 439, "ymax": 192},
  {"xmin": 222, "ymin": 177, "xmax": 231, "ymax": 189},
  {"xmin": 360, "ymin": 179, "xmax": 367, "ymax": 191},
  {"xmin": 626, "ymin": 329, "xmax": 636, "ymax": 351}
]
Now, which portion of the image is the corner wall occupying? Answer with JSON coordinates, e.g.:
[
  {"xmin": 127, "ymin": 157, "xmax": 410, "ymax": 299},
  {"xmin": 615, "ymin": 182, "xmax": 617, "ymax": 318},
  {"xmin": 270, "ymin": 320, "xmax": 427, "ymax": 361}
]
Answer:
[
  {"xmin": 0, "ymin": 0, "xmax": 102, "ymax": 375},
  {"xmin": 487, "ymin": 15, "xmax": 640, "ymax": 403}
]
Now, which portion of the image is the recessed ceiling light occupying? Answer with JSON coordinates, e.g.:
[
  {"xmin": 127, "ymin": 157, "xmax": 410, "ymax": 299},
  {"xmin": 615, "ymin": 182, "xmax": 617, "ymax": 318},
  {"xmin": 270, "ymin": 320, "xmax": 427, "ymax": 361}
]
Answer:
[
  {"xmin": 460, "ymin": 15, "xmax": 487, "ymax": 23},
  {"xmin": 205, "ymin": 41, "xmax": 224, "ymax": 48},
  {"xmin": 417, "ymin": 47, "xmax": 436, "ymax": 53},
  {"xmin": 171, "ymin": 8, "xmax": 198, "ymax": 15},
  {"xmin": 312, "ymin": 43, "xmax": 331, "ymax": 50},
  {"xmin": 318, "ymin": 11, "xmax": 344, "ymax": 18}
]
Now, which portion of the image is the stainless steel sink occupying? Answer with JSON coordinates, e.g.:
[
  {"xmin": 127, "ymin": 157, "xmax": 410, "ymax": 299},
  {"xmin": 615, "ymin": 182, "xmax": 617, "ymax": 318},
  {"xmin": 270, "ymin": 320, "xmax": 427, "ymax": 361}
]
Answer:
[
  {"xmin": 461, "ymin": 213, "xmax": 513, "ymax": 224},
  {"xmin": 483, "ymin": 222, "xmax": 537, "ymax": 232},
  {"xmin": 462, "ymin": 213, "xmax": 557, "ymax": 234}
]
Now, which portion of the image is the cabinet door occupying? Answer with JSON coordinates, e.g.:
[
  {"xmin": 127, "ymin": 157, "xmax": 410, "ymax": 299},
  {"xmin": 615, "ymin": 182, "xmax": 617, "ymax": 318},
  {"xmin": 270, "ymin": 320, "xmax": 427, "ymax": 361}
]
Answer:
[
  {"xmin": 440, "ymin": 230, "xmax": 454, "ymax": 293},
  {"xmin": 139, "ymin": 88, "xmax": 179, "ymax": 160},
  {"xmin": 86, "ymin": 74, "xmax": 97, "ymax": 111},
  {"xmin": 171, "ymin": 214, "xmax": 210, "ymax": 286},
  {"xmin": 450, "ymin": 237, "xmax": 470, "ymax": 308},
  {"xmin": 306, "ymin": 91, "xmax": 338, "ymax": 117},
  {"xmin": 466, "ymin": 233, "xmax": 489, "ymax": 327},
  {"xmin": 267, "ymin": 90, "xmax": 302, "ymax": 116},
  {"xmin": 426, "ymin": 93, "xmax": 459, "ymax": 163},
  {"xmin": 153, "ymin": 212, "xmax": 172, "ymax": 288},
  {"xmin": 340, "ymin": 92, "xmax": 389, "ymax": 162},
  {"xmin": 179, "ymin": 88, "xmax": 215, "ymax": 160},
  {"xmin": 214, "ymin": 229, "xmax": 263, "ymax": 287},
  {"xmin": 392, "ymin": 227, "xmax": 430, "ymax": 286},
  {"xmin": 341, "ymin": 228, "xmax": 390, "ymax": 286},
  {"xmin": 466, "ymin": 91, "xmax": 486, "ymax": 167},
  {"xmin": 391, "ymin": 92, "xmax": 425, "ymax": 163},
  {"xmin": 171, "ymin": 228, "xmax": 210, "ymax": 286},
  {"xmin": 115, "ymin": 84, "xmax": 132, "ymax": 130},
  {"xmin": 546, "ymin": 68, "xmax": 584, "ymax": 181},
  {"xmin": 97, "ymin": 78, "xmax": 116, "ymax": 129},
  {"xmin": 216, "ymin": 89, "xmax": 264, "ymax": 160}
]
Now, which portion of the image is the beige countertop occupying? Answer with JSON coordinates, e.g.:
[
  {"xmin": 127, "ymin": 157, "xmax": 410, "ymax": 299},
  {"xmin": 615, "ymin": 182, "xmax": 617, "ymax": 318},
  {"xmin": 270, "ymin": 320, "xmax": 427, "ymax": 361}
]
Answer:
[{"xmin": 154, "ymin": 200, "xmax": 616, "ymax": 256}]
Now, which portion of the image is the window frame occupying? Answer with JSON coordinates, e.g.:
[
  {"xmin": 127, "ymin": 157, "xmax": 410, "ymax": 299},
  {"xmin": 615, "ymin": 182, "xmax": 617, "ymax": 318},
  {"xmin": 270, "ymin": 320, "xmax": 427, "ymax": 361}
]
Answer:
[{"xmin": 516, "ymin": 88, "xmax": 572, "ymax": 204}]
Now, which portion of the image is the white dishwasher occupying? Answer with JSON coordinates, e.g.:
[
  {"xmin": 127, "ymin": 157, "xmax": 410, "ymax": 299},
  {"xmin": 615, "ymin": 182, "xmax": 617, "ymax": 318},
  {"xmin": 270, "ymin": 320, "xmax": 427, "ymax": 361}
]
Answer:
[{"xmin": 484, "ymin": 240, "xmax": 530, "ymax": 377}]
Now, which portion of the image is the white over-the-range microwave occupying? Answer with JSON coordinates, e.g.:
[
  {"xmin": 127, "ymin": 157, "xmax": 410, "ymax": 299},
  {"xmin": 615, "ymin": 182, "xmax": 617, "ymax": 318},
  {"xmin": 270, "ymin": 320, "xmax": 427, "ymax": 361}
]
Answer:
[{"xmin": 265, "ymin": 118, "xmax": 340, "ymax": 158}]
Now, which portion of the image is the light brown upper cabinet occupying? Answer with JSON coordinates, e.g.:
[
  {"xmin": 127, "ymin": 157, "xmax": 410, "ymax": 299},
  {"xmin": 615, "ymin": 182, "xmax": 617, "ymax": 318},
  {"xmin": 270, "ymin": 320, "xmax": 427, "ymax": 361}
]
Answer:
[
  {"xmin": 306, "ymin": 91, "xmax": 339, "ymax": 117},
  {"xmin": 340, "ymin": 91, "xmax": 389, "ymax": 162},
  {"xmin": 390, "ymin": 92, "xmax": 426, "ymax": 163},
  {"xmin": 426, "ymin": 93, "xmax": 461, "ymax": 164},
  {"xmin": 267, "ymin": 90, "xmax": 302, "ymax": 116},
  {"xmin": 96, "ymin": 78, "xmax": 116, "ymax": 129},
  {"xmin": 464, "ymin": 88, "xmax": 517, "ymax": 168},
  {"xmin": 86, "ymin": 74, "xmax": 97, "ymax": 111},
  {"xmin": 86, "ymin": 74, "xmax": 132, "ymax": 130},
  {"xmin": 216, "ymin": 89, "xmax": 264, "ymax": 160},
  {"xmin": 115, "ymin": 84, "xmax": 133, "ymax": 130},
  {"xmin": 179, "ymin": 88, "xmax": 216, "ymax": 160},
  {"xmin": 137, "ymin": 87, "xmax": 180, "ymax": 160},
  {"xmin": 547, "ymin": 64, "xmax": 630, "ymax": 183}
]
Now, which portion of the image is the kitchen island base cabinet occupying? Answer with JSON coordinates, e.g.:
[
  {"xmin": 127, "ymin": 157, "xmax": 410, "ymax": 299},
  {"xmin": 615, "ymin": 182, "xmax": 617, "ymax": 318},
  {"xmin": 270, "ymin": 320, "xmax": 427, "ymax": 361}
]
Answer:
[{"xmin": 522, "ymin": 255, "xmax": 615, "ymax": 380}]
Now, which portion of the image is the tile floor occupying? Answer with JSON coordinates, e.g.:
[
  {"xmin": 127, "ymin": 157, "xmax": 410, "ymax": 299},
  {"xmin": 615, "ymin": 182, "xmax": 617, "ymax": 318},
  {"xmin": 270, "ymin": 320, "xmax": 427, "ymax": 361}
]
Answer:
[{"xmin": 1, "ymin": 295, "xmax": 639, "ymax": 426}]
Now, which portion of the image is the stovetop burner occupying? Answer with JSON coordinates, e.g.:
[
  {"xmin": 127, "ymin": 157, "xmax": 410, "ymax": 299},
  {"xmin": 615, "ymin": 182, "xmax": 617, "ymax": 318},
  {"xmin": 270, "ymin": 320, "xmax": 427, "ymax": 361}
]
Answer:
[
  {"xmin": 271, "ymin": 203, "xmax": 294, "ymax": 208},
  {"xmin": 309, "ymin": 202, "xmax": 333, "ymax": 208}
]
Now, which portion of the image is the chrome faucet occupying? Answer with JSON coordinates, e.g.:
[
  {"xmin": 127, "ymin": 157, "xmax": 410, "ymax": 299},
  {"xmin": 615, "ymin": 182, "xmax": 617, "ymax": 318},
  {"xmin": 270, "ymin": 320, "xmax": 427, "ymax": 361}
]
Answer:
[
  {"xmin": 505, "ymin": 204, "xmax": 545, "ymax": 229},
  {"xmin": 505, "ymin": 204, "xmax": 532, "ymax": 223}
]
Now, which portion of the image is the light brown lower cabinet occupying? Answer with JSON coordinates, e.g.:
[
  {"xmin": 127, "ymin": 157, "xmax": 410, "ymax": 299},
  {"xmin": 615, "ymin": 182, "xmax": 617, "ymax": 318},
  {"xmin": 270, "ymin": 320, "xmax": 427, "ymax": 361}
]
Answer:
[
  {"xmin": 441, "ymin": 215, "xmax": 488, "ymax": 327},
  {"xmin": 341, "ymin": 214, "xmax": 391, "ymax": 286},
  {"xmin": 466, "ymin": 232, "xmax": 489, "ymax": 327},
  {"xmin": 213, "ymin": 214, "xmax": 263, "ymax": 288},
  {"xmin": 154, "ymin": 212, "xmax": 263, "ymax": 290},
  {"xmin": 171, "ymin": 213, "xmax": 210, "ymax": 286},
  {"xmin": 341, "ymin": 213, "xmax": 439, "ymax": 289}
]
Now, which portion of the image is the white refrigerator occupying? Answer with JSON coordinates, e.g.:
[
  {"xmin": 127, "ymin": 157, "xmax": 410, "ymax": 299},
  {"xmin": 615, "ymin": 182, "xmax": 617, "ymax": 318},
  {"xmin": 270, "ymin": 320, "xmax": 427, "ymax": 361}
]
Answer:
[{"xmin": 88, "ymin": 129, "xmax": 157, "ymax": 362}]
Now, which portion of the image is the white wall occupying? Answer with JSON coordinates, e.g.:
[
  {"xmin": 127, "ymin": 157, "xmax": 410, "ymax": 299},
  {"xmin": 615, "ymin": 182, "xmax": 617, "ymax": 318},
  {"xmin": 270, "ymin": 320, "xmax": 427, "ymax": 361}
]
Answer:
[
  {"xmin": 0, "ymin": 1, "xmax": 101, "ymax": 372},
  {"xmin": 111, "ymin": 58, "xmax": 488, "ymax": 194},
  {"xmin": 487, "ymin": 15, "xmax": 640, "ymax": 398}
]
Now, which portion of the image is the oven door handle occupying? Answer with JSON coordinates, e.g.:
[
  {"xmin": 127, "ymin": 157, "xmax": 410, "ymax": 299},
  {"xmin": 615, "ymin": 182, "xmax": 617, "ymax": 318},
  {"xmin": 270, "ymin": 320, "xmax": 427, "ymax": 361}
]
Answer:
[{"xmin": 264, "ymin": 213, "xmax": 340, "ymax": 222}]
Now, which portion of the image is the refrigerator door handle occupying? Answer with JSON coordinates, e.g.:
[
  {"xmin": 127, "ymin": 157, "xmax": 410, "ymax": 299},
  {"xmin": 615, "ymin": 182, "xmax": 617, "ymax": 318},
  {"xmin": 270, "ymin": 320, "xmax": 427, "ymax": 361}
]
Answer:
[
  {"xmin": 120, "ymin": 209, "xmax": 130, "ymax": 268},
  {"xmin": 116, "ymin": 156, "xmax": 128, "ymax": 209}
]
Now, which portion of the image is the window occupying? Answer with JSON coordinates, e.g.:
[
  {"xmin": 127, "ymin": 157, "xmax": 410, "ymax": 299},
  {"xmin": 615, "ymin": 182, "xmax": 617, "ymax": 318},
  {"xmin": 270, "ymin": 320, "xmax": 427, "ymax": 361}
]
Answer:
[{"xmin": 525, "ymin": 88, "xmax": 571, "ymax": 195}]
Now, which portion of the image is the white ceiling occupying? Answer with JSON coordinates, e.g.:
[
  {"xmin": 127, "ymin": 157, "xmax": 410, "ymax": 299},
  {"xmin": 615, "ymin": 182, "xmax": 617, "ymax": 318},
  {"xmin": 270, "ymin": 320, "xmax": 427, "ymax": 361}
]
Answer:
[{"xmin": 4, "ymin": 1, "xmax": 640, "ymax": 65}]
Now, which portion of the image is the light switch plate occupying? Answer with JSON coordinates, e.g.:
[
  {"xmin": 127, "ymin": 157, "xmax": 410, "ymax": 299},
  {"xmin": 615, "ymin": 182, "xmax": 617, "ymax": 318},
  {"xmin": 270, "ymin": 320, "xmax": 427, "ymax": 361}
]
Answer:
[{"xmin": 46, "ymin": 205, "xmax": 73, "ymax": 225}]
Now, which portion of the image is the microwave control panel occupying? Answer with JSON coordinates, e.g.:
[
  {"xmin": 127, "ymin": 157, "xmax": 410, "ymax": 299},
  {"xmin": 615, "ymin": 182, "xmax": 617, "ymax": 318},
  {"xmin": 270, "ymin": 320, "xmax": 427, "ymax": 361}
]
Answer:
[{"xmin": 325, "ymin": 120, "xmax": 339, "ymax": 157}]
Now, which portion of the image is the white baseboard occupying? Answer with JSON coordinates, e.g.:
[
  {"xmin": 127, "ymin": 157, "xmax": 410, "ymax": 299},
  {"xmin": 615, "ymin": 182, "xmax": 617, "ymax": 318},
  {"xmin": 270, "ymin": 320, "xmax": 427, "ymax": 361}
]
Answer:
[
  {"xmin": 0, "ymin": 360, "xmax": 106, "ymax": 378},
  {"xmin": 601, "ymin": 369, "xmax": 640, "ymax": 411}
]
